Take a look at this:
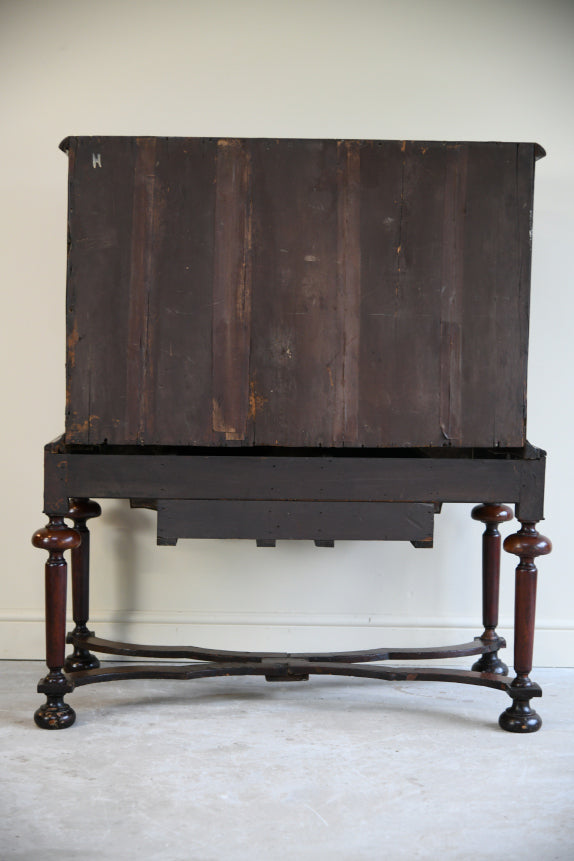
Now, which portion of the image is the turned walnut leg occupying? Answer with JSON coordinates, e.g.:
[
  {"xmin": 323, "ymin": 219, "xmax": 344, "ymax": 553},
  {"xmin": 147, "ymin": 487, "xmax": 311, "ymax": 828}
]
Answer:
[
  {"xmin": 64, "ymin": 498, "xmax": 102, "ymax": 672},
  {"xmin": 499, "ymin": 521, "xmax": 551, "ymax": 733},
  {"xmin": 32, "ymin": 516, "xmax": 81, "ymax": 729},
  {"xmin": 471, "ymin": 503, "xmax": 513, "ymax": 674}
]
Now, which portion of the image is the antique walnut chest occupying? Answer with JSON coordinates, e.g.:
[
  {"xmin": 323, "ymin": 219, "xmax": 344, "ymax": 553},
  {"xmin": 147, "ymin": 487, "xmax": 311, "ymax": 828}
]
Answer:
[
  {"xmin": 64, "ymin": 137, "xmax": 537, "ymax": 449},
  {"xmin": 32, "ymin": 137, "xmax": 551, "ymax": 732}
]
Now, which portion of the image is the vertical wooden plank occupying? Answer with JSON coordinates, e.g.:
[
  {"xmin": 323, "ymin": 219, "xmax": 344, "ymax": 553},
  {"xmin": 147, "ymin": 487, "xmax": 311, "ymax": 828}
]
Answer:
[
  {"xmin": 495, "ymin": 142, "xmax": 534, "ymax": 446},
  {"xmin": 460, "ymin": 144, "xmax": 499, "ymax": 446},
  {"xmin": 211, "ymin": 140, "xmax": 252, "ymax": 442},
  {"xmin": 249, "ymin": 139, "xmax": 339, "ymax": 446},
  {"xmin": 333, "ymin": 141, "xmax": 361, "ymax": 444},
  {"xmin": 65, "ymin": 136, "xmax": 84, "ymax": 442},
  {"xmin": 125, "ymin": 137, "xmax": 163, "ymax": 443},
  {"xmin": 439, "ymin": 144, "xmax": 468, "ymax": 445},
  {"xmin": 65, "ymin": 137, "xmax": 136, "ymax": 444},
  {"xmin": 460, "ymin": 143, "xmax": 531, "ymax": 446},
  {"xmin": 359, "ymin": 141, "xmax": 445, "ymax": 446},
  {"xmin": 394, "ymin": 142, "xmax": 445, "ymax": 446},
  {"xmin": 357, "ymin": 140, "xmax": 403, "ymax": 447},
  {"xmin": 151, "ymin": 138, "xmax": 216, "ymax": 445}
]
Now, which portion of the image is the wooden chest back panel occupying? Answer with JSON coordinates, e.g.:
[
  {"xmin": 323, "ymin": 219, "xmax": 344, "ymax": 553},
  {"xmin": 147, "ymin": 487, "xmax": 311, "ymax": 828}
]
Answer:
[{"xmin": 64, "ymin": 137, "xmax": 537, "ymax": 448}]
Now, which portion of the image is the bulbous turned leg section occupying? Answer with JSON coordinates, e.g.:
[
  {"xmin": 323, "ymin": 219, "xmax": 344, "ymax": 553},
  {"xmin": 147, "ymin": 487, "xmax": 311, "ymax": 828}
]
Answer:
[
  {"xmin": 471, "ymin": 503, "xmax": 513, "ymax": 675},
  {"xmin": 34, "ymin": 673, "xmax": 76, "ymax": 730},
  {"xmin": 473, "ymin": 650, "xmax": 508, "ymax": 676},
  {"xmin": 499, "ymin": 521, "xmax": 551, "ymax": 733},
  {"xmin": 499, "ymin": 692, "xmax": 542, "ymax": 734},
  {"xmin": 32, "ymin": 516, "xmax": 80, "ymax": 729},
  {"xmin": 65, "ymin": 641, "xmax": 100, "ymax": 673},
  {"xmin": 64, "ymin": 498, "xmax": 101, "ymax": 673}
]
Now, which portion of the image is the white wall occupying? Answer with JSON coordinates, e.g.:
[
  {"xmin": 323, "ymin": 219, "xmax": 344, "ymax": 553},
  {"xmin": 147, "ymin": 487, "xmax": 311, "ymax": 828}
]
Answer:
[{"xmin": 1, "ymin": 0, "xmax": 573, "ymax": 664}]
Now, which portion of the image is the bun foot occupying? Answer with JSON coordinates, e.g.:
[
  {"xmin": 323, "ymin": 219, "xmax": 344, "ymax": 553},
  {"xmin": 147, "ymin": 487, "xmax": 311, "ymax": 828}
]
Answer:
[
  {"xmin": 66, "ymin": 627, "xmax": 100, "ymax": 672},
  {"xmin": 499, "ymin": 700, "xmax": 542, "ymax": 733},
  {"xmin": 64, "ymin": 653, "xmax": 100, "ymax": 672},
  {"xmin": 472, "ymin": 653, "xmax": 508, "ymax": 675},
  {"xmin": 65, "ymin": 649, "xmax": 100, "ymax": 673},
  {"xmin": 34, "ymin": 696, "xmax": 76, "ymax": 730}
]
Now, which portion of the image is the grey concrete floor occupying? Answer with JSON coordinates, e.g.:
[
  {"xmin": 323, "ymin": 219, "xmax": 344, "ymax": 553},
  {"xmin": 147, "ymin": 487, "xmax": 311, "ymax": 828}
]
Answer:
[{"xmin": 0, "ymin": 662, "xmax": 572, "ymax": 860}]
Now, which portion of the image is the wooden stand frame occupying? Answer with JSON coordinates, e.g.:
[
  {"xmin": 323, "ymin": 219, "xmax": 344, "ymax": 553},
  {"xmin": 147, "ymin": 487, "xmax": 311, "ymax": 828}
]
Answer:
[{"xmin": 33, "ymin": 438, "xmax": 550, "ymax": 732}]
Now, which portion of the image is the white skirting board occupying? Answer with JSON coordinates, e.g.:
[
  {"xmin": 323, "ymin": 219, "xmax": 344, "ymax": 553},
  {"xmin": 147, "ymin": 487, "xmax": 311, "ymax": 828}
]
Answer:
[{"xmin": 1, "ymin": 610, "xmax": 573, "ymax": 666}]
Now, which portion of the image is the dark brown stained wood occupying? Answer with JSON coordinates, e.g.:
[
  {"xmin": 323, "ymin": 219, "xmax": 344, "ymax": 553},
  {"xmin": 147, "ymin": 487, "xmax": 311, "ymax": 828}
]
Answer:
[
  {"xmin": 212, "ymin": 140, "xmax": 252, "ymax": 442},
  {"xmin": 150, "ymin": 139, "xmax": 216, "ymax": 445},
  {"xmin": 392, "ymin": 142, "xmax": 445, "ymax": 445},
  {"xmin": 459, "ymin": 143, "xmax": 504, "ymax": 445},
  {"xmin": 460, "ymin": 143, "xmax": 534, "ymax": 446},
  {"xmin": 66, "ymin": 137, "xmax": 136, "ymax": 444},
  {"xmin": 334, "ymin": 140, "xmax": 361, "ymax": 443},
  {"xmin": 357, "ymin": 141, "xmax": 403, "ymax": 445},
  {"xmin": 126, "ymin": 138, "xmax": 160, "ymax": 442},
  {"xmin": 43, "ymin": 441, "xmax": 547, "ymax": 522},
  {"xmin": 32, "ymin": 516, "xmax": 79, "ymax": 729},
  {"xmin": 376, "ymin": 142, "xmax": 450, "ymax": 445},
  {"xmin": 69, "ymin": 632, "xmax": 504, "ymax": 663},
  {"xmin": 64, "ymin": 137, "xmax": 540, "ymax": 449},
  {"xmin": 69, "ymin": 660, "xmax": 535, "ymax": 693},
  {"xmin": 156, "ymin": 500, "xmax": 435, "ymax": 544},
  {"xmin": 41, "ymin": 138, "xmax": 550, "ymax": 730},
  {"xmin": 439, "ymin": 144, "xmax": 468, "ymax": 445},
  {"xmin": 248, "ymin": 140, "xmax": 340, "ymax": 445},
  {"xmin": 66, "ymin": 138, "xmax": 219, "ymax": 446}
]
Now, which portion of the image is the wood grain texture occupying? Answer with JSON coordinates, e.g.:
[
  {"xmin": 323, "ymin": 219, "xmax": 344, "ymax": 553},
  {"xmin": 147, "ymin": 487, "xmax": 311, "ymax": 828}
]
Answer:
[
  {"xmin": 156, "ymin": 500, "xmax": 435, "ymax": 544},
  {"xmin": 65, "ymin": 137, "xmax": 136, "ymax": 444},
  {"xmin": 125, "ymin": 138, "xmax": 160, "ymax": 442},
  {"xmin": 212, "ymin": 140, "xmax": 252, "ymax": 441},
  {"xmin": 43, "ymin": 440, "xmax": 547, "ymax": 522},
  {"xmin": 68, "ymin": 632, "xmax": 504, "ymax": 663},
  {"xmin": 150, "ymin": 139, "xmax": 216, "ymax": 445},
  {"xmin": 63, "ymin": 137, "xmax": 540, "ymax": 448},
  {"xmin": 248, "ymin": 139, "xmax": 340, "ymax": 445},
  {"xmin": 64, "ymin": 660, "xmax": 532, "ymax": 695}
]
